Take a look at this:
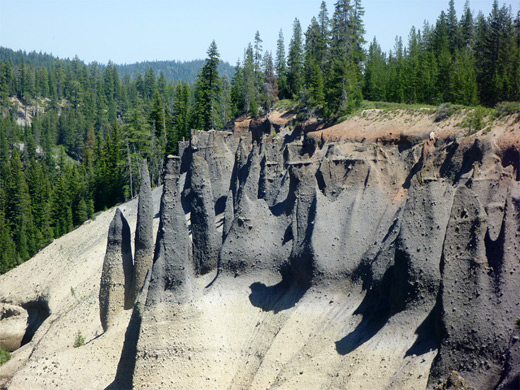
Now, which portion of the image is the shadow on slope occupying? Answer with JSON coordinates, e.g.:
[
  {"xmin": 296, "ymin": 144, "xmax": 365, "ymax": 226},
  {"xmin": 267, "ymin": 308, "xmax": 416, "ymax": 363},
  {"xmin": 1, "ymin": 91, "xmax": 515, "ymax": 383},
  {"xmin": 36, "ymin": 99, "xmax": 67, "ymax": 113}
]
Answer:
[
  {"xmin": 249, "ymin": 278, "xmax": 306, "ymax": 314},
  {"xmin": 334, "ymin": 285, "xmax": 390, "ymax": 355}
]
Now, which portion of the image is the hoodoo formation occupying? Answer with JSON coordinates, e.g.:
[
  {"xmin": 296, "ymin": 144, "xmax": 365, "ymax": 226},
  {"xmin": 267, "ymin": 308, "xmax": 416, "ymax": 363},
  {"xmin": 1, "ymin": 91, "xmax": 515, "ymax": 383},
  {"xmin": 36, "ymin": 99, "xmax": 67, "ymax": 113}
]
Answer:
[
  {"xmin": 117, "ymin": 112, "xmax": 520, "ymax": 389},
  {"xmin": 99, "ymin": 208, "xmax": 133, "ymax": 332},
  {"xmin": 0, "ymin": 109, "xmax": 519, "ymax": 389}
]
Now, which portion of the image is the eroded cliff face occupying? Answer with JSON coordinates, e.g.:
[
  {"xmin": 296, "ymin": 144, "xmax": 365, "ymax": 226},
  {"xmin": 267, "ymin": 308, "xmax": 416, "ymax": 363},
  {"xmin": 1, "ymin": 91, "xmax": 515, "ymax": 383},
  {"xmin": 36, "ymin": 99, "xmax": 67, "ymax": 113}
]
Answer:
[
  {"xmin": 115, "ymin": 114, "xmax": 520, "ymax": 389},
  {"xmin": 1, "ymin": 110, "xmax": 519, "ymax": 390}
]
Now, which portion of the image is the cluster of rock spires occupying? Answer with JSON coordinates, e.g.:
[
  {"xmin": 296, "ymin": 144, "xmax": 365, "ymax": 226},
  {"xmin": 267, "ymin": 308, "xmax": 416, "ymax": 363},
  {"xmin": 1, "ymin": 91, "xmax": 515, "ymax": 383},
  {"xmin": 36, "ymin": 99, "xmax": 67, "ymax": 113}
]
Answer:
[
  {"xmin": 99, "ymin": 160, "xmax": 154, "ymax": 331},
  {"xmin": 100, "ymin": 117, "xmax": 520, "ymax": 389}
]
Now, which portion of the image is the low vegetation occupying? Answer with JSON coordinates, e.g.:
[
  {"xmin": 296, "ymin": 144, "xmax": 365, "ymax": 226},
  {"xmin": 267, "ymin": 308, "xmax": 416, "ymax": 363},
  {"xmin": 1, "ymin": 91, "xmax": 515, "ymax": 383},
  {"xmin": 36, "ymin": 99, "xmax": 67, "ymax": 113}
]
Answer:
[
  {"xmin": 73, "ymin": 331, "xmax": 85, "ymax": 348},
  {"xmin": 0, "ymin": 348, "xmax": 11, "ymax": 366}
]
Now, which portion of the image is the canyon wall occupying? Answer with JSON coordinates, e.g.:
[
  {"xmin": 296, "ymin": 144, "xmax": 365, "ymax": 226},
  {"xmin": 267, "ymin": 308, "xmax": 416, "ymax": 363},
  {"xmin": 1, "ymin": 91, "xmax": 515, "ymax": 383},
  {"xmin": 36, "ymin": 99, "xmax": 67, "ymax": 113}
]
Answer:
[{"xmin": 118, "ymin": 117, "xmax": 520, "ymax": 389}]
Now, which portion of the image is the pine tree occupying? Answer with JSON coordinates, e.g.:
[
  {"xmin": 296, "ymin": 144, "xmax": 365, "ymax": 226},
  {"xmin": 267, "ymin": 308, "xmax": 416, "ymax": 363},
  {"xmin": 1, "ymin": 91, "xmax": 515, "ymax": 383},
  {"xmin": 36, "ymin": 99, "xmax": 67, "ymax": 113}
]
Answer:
[
  {"xmin": 242, "ymin": 44, "xmax": 257, "ymax": 115},
  {"xmin": 287, "ymin": 18, "xmax": 304, "ymax": 98},
  {"xmin": 7, "ymin": 148, "xmax": 33, "ymax": 262},
  {"xmin": 447, "ymin": 0, "xmax": 460, "ymax": 52},
  {"xmin": 170, "ymin": 82, "xmax": 190, "ymax": 148},
  {"xmin": 191, "ymin": 41, "xmax": 222, "ymax": 130},
  {"xmin": 144, "ymin": 68, "xmax": 157, "ymax": 101},
  {"xmin": 230, "ymin": 60, "xmax": 246, "ymax": 116},
  {"xmin": 262, "ymin": 52, "xmax": 279, "ymax": 111},
  {"xmin": 0, "ymin": 204, "xmax": 16, "ymax": 274},
  {"xmin": 318, "ymin": 1, "xmax": 331, "ymax": 62},
  {"xmin": 275, "ymin": 30, "xmax": 288, "ymax": 99},
  {"xmin": 460, "ymin": 1, "xmax": 475, "ymax": 49},
  {"xmin": 325, "ymin": 0, "xmax": 365, "ymax": 116},
  {"xmin": 220, "ymin": 75, "xmax": 232, "ymax": 126},
  {"xmin": 475, "ymin": 2, "xmax": 520, "ymax": 105},
  {"xmin": 254, "ymin": 31, "xmax": 264, "ymax": 77},
  {"xmin": 364, "ymin": 37, "xmax": 387, "ymax": 101}
]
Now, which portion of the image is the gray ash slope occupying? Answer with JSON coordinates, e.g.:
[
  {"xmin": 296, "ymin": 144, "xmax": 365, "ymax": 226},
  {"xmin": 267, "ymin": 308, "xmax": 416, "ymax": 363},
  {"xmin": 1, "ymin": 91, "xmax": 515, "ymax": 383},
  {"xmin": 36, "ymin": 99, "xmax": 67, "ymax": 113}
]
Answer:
[
  {"xmin": 116, "ymin": 115, "xmax": 520, "ymax": 389},
  {"xmin": 1, "ymin": 110, "xmax": 519, "ymax": 390}
]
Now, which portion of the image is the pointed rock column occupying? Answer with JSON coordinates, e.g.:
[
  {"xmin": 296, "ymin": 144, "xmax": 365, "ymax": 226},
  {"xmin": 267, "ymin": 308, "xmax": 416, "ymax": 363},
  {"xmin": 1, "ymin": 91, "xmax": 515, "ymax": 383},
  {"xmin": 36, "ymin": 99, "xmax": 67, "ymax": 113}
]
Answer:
[
  {"xmin": 146, "ymin": 156, "xmax": 196, "ymax": 306},
  {"xmin": 190, "ymin": 154, "xmax": 219, "ymax": 275},
  {"xmin": 129, "ymin": 159, "xmax": 154, "ymax": 307},
  {"xmin": 99, "ymin": 208, "xmax": 133, "ymax": 332}
]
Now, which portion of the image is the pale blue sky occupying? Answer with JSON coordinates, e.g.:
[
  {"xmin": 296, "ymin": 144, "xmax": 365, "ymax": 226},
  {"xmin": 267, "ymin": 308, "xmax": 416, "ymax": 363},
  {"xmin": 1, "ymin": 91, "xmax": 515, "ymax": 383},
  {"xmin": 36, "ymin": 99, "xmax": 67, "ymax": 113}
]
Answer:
[{"xmin": 0, "ymin": 0, "xmax": 518, "ymax": 65}]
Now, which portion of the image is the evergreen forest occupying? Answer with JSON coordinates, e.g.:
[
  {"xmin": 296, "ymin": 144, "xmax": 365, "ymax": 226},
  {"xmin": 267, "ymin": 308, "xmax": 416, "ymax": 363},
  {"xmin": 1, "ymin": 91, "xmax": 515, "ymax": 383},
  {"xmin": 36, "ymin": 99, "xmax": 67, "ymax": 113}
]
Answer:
[{"xmin": 0, "ymin": 0, "xmax": 519, "ymax": 273}]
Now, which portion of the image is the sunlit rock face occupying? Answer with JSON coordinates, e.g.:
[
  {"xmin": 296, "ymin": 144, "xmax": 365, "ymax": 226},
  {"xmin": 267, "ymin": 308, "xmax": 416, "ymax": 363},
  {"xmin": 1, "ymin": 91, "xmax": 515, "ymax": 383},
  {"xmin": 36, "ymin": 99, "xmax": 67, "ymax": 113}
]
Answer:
[{"xmin": 114, "ymin": 123, "xmax": 520, "ymax": 390}]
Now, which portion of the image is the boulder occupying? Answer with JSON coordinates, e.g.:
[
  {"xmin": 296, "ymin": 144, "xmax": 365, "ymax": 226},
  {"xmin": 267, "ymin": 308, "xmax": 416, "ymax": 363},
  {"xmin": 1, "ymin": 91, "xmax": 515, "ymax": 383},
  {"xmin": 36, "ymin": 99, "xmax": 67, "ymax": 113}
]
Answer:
[{"xmin": 0, "ymin": 303, "xmax": 28, "ymax": 351}]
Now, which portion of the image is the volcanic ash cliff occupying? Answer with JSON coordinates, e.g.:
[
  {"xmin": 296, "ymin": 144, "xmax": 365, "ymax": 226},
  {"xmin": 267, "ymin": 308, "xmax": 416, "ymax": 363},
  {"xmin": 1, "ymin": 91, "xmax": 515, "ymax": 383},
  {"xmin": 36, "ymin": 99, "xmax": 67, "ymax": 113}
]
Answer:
[
  {"xmin": 120, "ymin": 113, "xmax": 520, "ymax": 389},
  {"xmin": 1, "ymin": 110, "xmax": 520, "ymax": 390}
]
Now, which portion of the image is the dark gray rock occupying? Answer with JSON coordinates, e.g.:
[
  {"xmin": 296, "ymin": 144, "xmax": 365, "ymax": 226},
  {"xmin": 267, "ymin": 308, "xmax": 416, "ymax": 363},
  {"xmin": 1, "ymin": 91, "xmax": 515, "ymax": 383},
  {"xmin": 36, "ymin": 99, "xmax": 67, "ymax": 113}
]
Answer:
[
  {"xmin": 130, "ymin": 159, "xmax": 154, "ymax": 307},
  {"xmin": 99, "ymin": 208, "xmax": 133, "ymax": 332},
  {"xmin": 189, "ymin": 154, "xmax": 220, "ymax": 275},
  {"xmin": 223, "ymin": 190, "xmax": 234, "ymax": 240},
  {"xmin": 146, "ymin": 156, "xmax": 196, "ymax": 306},
  {"xmin": 428, "ymin": 184, "xmax": 520, "ymax": 389},
  {"xmin": 130, "ymin": 125, "xmax": 520, "ymax": 388}
]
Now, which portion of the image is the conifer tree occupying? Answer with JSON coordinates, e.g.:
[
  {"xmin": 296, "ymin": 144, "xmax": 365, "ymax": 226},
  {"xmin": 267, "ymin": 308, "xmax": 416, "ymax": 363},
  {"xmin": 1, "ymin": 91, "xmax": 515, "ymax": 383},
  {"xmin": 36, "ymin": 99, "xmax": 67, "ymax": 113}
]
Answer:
[
  {"xmin": 287, "ymin": 18, "xmax": 304, "ymax": 98},
  {"xmin": 325, "ymin": 0, "xmax": 365, "ymax": 116},
  {"xmin": 191, "ymin": 41, "xmax": 222, "ymax": 130},
  {"xmin": 242, "ymin": 44, "xmax": 258, "ymax": 115},
  {"xmin": 0, "ymin": 204, "xmax": 16, "ymax": 274},
  {"xmin": 318, "ymin": 1, "xmax": 331, "ymax": 61},
  {"xmin": 275, "ymin": 30, "xmax": 288, "ymax": 99},
  {"xmin": 230, "ymin": 60, "xmax": 246, "ymax": 116},
  {"xmin": 262, "ymin": 52, "xmax": 279, "ymax": 111},
  {"xmin": 7, "ymin": 148, "xmax": 33, "ymax": 261},
  {"xmin": 364, "ymin": 37, "xmax": 387, "ymax": 101}
]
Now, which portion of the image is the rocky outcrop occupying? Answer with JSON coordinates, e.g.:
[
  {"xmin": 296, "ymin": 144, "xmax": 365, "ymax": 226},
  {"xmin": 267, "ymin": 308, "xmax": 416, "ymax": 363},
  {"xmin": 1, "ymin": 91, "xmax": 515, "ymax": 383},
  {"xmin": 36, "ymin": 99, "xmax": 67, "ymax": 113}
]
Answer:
[
  {"xmin": 0, "ymin": 303, "xmax": 28, "ymax": 351},
  {"xmin": 129, "ymin": 159, "xmax": 154, "ymax": 307},
  {"xmin": 8, "ymin": 111, "xmax": 514, "ymax": 390},
  {"xmin": 188, "ymin": 154, "xmax": 220, "ymax": 275},
  {"xmin": 99, "ymin": 208, "xmax": 133, "ymax": 332},
  {"xmin": 145, "ymin": 156, "xmax": 196, "ymax": 306},
  {"xmin": 127, "ymin": 126, "xmax": 520, "ymax": 389}
]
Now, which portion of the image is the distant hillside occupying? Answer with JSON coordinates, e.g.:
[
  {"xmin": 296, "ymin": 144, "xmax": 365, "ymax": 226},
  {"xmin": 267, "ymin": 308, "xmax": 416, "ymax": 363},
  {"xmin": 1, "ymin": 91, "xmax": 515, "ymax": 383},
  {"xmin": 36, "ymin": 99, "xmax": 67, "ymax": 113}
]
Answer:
[
  {"xmin": 0, "ymin": 47, "xmax": 234, "ymax": 84},
  {"xmin": 0, "ymin": 47, "xmax": 66, "ymax": 69},
  {"xmin": 116, "ymin": 60, "xmax": 235, "ymax": 84}
]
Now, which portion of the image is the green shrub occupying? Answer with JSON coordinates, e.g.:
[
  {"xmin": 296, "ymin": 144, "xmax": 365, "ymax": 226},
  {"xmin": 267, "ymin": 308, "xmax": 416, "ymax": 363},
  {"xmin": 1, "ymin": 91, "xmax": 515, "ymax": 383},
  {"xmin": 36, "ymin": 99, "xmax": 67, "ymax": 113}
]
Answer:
[
  {"xmin": 73, "ymin": 331, "xmax": 85, "ymax": 348},
  {"xmin": 494, "ymin": 101, "xmax": 520, "ymax": 118},
  {"xmin": 0, "ymin": 348, "xmax": 11, "ymax": 366},
  {"xmin": 273, "ymin": 99, "xmax": 298, "ymax": 112},
  {"xmin": 463, "ymin": 107, "xmax": 488, "ymax": 135},
  {"xmin": 435, "ymin": 103, "xmax": 463, "ymax": 122}
]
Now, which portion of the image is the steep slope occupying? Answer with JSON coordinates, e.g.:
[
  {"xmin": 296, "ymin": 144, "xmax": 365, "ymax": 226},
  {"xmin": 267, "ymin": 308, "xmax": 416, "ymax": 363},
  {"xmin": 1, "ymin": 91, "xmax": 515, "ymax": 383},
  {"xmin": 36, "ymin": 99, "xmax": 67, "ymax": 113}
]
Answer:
[
  {"xmin": 1, "ymin": 108, "xmax": 519, "ymax": 390},
  {"xmin": 0, "ymin": 189, "xmax": 162, "ymax": 389}
]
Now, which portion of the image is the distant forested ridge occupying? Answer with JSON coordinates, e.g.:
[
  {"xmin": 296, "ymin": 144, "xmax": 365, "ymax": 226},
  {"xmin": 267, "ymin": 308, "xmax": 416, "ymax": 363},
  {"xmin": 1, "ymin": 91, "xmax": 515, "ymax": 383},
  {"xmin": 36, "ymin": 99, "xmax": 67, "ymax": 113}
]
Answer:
[
  {"xmin": 116, "ymin": 60, "xmax": 235, "ymax": 84},
  {"xmin": 0, "ymin": 47, "xmax": 235, "ymax": 85},
  {"xmin": 1, "ymin": 0, "xmax": 519, "ymax": 274}
]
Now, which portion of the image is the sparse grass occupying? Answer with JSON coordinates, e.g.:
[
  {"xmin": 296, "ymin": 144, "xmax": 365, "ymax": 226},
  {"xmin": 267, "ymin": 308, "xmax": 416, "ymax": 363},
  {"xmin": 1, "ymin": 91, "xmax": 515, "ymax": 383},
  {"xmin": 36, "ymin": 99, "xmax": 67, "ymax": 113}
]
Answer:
[
  {"xmin": 273, "ymin": 99, "xmax": 298, "ymax": 112},
  {"xmin": 494, "ymin": 101, "xmax": 520, "ymax": 118},
  {"xmin": 274, "ymin": 99, "xmax": 520, "ymax": 132},
  {"xmin": 0, "ymin": 348, "xmax": 11, "ymax": 366},
  {"xmin": 73, "ymin": 331, "xmax": 85, "ymax": 348},
  {"xmin": 435, "ymin": 103, "xmax": 465, "ymax": 122},
  {"xmin": 334, "ymin": 101, "xmax": 438, "ymax": 124},
  {"xmin": 360, "ymin": 100, "xmax": 436, "ymax": 112},
  {"xmin": 458, "ymin": 106, "xmax": 493, "ymax": 135}
]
